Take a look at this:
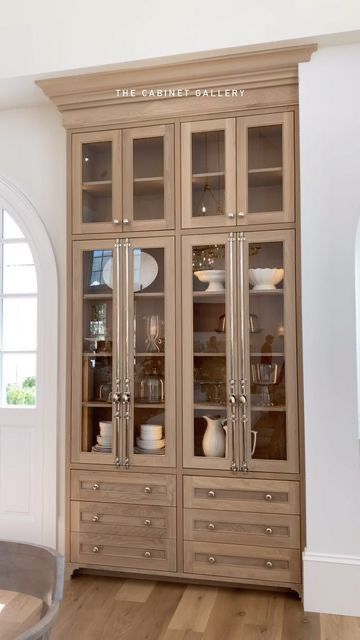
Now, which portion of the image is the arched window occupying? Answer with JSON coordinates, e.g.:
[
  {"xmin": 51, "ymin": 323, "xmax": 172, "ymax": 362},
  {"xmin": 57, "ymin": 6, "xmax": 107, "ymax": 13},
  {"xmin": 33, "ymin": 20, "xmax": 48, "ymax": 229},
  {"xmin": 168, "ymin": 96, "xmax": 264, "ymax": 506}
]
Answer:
[{"xmin": 0, "ymin": 209, "xmax": 37, "ymax": 406}]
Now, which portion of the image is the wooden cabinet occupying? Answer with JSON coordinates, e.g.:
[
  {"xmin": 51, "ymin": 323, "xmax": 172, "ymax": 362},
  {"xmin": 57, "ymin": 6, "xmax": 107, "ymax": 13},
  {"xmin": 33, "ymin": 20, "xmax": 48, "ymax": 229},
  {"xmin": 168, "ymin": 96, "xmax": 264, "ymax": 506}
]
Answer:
[{"xmin": 39, "ymin": 44, "xmax": 315, "ymax": 595}]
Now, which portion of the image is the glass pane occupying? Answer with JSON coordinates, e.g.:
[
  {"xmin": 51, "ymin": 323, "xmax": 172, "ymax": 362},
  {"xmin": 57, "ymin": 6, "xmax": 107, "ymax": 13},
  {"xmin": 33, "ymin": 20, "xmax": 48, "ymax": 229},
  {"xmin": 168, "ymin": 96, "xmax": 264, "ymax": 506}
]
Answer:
[
  {"xmin": 82, "ymin": 141, "xmax": 112, "ymax": 224},
  {"xmin": 192, "ymin": 131, "xmax": 225, "ymax": 218},
  {"xmin": 3, "ymin": 210, "xmax": 24, "ymax": 239},
  {"xmin": 82, "ymin": 248, "xmax": 114, "ymax": 455},
  {"xmin": 2, "ymin": 353, "xmax": 36, "ymax": 406},
  {"xmin": 192, "ymin": 244, "xmax": 227, "ymax": 458},
  {"xmin": 3, "ymin": 243, "xmax": 37, "ymax": 294},
  {"xmin": 248, "ymin": 125, "xmax": 283, "ymax": 214},
  {"xmin": 248, "ymin": 241, "xmax": 286, "ymax": 460},
  {"xmin": 133, "ymin": 137, "xmax": 164, "ymax": 221},
  {"xmin": 3, "ymin": 298, "xmax": 37, "ymax": 351},
  {"xmin": 133, "ymin": 248, "xmax": 165, "ymax": 457}
]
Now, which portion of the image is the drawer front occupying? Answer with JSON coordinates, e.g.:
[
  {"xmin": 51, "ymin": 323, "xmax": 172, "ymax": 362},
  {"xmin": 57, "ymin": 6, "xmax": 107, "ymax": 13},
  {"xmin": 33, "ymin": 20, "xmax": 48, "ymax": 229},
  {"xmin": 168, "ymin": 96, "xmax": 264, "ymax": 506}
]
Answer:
[
  {"xmin": 184, "ymin": 541, "xmax": 300, "ymax": 584},
  {"xmin": 184, "ymin": 509, "xmax": 300, "ymax": 549},
  {"xmin": 71, "ymin": 471, "xmax": 176, "ymax": 506},
  {"xmin": 71, "ymin": 532, "xmax": 176, "ymax": 572},
  {"xmin": 183, "ymin": 476, "xmax": 299, "ymax": 515}
]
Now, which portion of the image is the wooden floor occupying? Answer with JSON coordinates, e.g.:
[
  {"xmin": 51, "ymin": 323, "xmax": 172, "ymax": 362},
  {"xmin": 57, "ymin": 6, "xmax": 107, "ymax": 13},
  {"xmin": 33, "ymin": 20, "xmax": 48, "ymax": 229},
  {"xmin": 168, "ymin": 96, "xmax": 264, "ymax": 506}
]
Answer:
[{"xmin": 47, "ymin": 575, "xmax": 360, "ymax": 640}]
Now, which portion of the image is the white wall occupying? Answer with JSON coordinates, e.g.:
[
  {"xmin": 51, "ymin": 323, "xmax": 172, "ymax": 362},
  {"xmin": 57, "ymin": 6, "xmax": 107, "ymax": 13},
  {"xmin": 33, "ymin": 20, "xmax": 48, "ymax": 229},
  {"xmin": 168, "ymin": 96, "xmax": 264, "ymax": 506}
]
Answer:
[
  {"xmin": 0, "ymin": 0, "xmax": 359, "ymax": 79},
  {"xmin": 0, "ymin": 106, "xmax": 67, "ymax": 549},
  {"xmin": 299, "ymin": 43, "xmax": 360, "ymax": 616}
]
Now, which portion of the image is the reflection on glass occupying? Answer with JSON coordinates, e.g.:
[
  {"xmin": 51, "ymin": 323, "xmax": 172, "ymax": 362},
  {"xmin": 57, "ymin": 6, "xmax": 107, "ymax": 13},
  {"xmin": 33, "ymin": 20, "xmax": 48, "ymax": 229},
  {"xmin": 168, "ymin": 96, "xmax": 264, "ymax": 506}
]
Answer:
[
  {"xmin": 192, "ymin": 244, "xmax": 227, "ymax": 458},
  {"xmin": 133, "ymin": 137, "xmax": 164, "ymax": 221},
  {"xmin": 3, "ymin": 298, "xmax": 37, "ymax": 351},
  {"xmin": 2, "ymin": 353, "xmax": 36, "ymax": 406},
  {"xmin": 192, "ymin": 131, "xmax": 225, "ymax": 218},
  {"xmin": 3, "ymin": 243, "xmax": 37, "ymax": 294},
  {"xmin": 82, "ymin": 141, "xmax": 112, "ymax": 224},
  {"xmin": 248, "ymin": 241, "xmax": 286, "ymax": 460},
  {"xmin": 3, "ymin": 211, "xmax": 24, "ymax": 239},
  {"xmin": 248, "ymin": 125, "xmax": 283, "ymax": 214}
]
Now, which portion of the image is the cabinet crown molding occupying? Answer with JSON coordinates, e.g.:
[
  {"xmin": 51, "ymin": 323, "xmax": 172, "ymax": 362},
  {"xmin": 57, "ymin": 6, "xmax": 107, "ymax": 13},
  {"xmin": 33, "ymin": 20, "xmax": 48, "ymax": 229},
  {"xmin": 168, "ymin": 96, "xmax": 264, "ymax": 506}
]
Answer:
[{"xmin": 37, "ymin": 44, "xmax": 317, "ymax": 129}]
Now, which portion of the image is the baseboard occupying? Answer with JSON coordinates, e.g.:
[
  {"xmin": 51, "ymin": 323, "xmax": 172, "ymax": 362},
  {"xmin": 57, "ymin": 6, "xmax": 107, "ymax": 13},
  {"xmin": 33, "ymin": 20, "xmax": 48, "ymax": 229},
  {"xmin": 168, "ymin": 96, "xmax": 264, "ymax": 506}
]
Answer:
[{"xmin": 303, "ymin": 549, "xmax": 360, "ymax": 616}]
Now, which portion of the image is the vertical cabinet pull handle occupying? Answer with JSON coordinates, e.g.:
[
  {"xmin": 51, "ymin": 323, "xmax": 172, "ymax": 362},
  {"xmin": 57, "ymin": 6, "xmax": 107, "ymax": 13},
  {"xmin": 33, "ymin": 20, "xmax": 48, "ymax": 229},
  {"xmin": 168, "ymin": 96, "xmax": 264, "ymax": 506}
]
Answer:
[
  {"xmin": 114, "ymin": 239, "xmax": 122, "ymax": 469},
  {"xmin": 227, "ymin": 233, "xmax": 237, "ymax": 472}
]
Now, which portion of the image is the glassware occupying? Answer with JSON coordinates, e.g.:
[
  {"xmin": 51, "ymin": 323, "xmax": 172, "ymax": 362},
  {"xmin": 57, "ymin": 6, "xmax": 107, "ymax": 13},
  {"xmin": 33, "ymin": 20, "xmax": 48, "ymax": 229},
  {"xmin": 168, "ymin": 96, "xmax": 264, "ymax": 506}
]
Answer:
[
  {"xmin": 140, "ymin": 366, "xmax": 164, "ymax": 403},
  {"xmin": 251, "ymin": 363, "xmax": 279, "ymax": 406},
  {"xmin": 144, "ymin": 314, "xmax": 161, "ymax": 353}
]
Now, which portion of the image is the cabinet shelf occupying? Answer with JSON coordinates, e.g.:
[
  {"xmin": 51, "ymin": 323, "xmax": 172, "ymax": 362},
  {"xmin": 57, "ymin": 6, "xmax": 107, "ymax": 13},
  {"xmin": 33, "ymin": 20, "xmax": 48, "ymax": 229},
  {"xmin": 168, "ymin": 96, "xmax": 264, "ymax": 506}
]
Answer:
[
  {"xmin": 134, "ymin": 292, "xmax": 164, "ymax": 298},
  {"xmin": 82, "ymin": 352, "xmax": 112, "ymax": 357},
  {"xmin": 82, "ymin": 180, "xmax": 112, "ymax": 194},
  {"xmin": 194, "ymin": 402, "xmax": 226, "ymax": 410},
  {"xmin": 248, "ymin": 167, "xmax": 282, "ymax": 188},
  {"xmin": 133, "ymin": 176, "xmax": 164, "ymax": 195},
  {"xmin": 82, "ymin": 401, "xmax": 112, "ymax": 408},
  {"xmin": 250, "ymin": 352, "xmax": 284, "ymax": 357},
  {"xmin": 194, "ymin": 352, "xmax": 226, "ymax": 357},
  {"xmin": 249, "ymin": 289, "xmax": 283, "ymax": 296},
  {"xmin": 193, "ymin": 291, "xmax": 225, "ymax": 304},
  {"xmin": 83, "ymin": 293, "xmax": 112, "ymax": 300},
  {"xmin": 135, "ymin": 352, "xmax": 165, "ymax": 357},
  {"xmin": 134, "ymin": 402, "xmax": 165, "ymax": 408},
  {"xmin": 251, "ymin": 405, "xmax": 286, "ymax": 412}
]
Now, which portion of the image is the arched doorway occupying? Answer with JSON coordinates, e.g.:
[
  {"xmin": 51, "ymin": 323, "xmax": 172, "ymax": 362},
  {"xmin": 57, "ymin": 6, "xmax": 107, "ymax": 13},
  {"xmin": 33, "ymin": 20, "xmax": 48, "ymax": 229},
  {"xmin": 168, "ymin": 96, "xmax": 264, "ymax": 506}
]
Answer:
[{"xmin": 0, "ymin": 176, "xmax": 58, "ymax": 546}]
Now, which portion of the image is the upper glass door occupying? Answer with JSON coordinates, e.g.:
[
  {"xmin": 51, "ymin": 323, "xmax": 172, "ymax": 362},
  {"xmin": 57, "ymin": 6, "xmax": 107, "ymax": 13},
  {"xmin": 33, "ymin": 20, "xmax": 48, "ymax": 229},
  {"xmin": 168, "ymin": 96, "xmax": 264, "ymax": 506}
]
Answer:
[
  {"xmin": 181, "ymin": 119, "xmax": 236, "ymax": 229},
  {"xmin": 182, "ymin": 234, "xmax": 235, "ymax": 470},
  {"xmin": 72, "ymin": 131, "xmax": 122, "ymax": 234},
  {"xmin": 237, "ymin": 113, "xmax": 294, "ymax": 225},
  {"xmin": 72, "ymin": 240, "xmax": 118, "ymax": 464},
  {"xmin": 123, "ymin": 125, "xmax": 174, "ymax": 231},
  {"xmin": 240, "ymin": 230, "xmax": 298, "ymax": 472},
  {"xmin": 125, "ymin": 236, "xmax": 176, "ymax": 467}
]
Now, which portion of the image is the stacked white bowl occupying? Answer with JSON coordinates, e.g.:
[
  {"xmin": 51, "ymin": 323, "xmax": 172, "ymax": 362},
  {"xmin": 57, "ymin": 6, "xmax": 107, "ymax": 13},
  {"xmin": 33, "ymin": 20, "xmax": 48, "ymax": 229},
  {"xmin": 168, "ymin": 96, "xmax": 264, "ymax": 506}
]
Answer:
[
  {"xmin": 93, "ymin": 420, "xmax": 112, "ymax": 452},
  {"xmin": 136, "ymin": 424, "xmax": 165, "ymax": 452}
]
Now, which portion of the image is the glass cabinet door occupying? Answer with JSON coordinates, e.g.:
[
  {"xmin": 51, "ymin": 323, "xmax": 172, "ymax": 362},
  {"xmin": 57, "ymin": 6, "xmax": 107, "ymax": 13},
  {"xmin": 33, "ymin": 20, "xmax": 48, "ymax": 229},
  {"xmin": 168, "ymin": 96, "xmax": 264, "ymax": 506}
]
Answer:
[
  {"xmin": 182, "ymin": 234, "xmax": 235, "ymax": 470},
  {"xmin": 241, "ymin": 230, "xmax": 298, "ymax": 472},
  {"xmin": 72, "ymin": 241, "xmax": 118, "ymax": 463},
  {"xmin": 72, "ymin": 130, "xmax": 122, "ymax": 234},
  {"xmin": 123, "ymin": 125, "xmax": 174, "ymax": 231},
  {"xmin": 237, "ymin": 113, "xmax": 294, "ymax": 225},
  {"xmin": 181, "ymin": 119, "xmax": 236, "ymax": 229},
  {"xmin": 125, "ymin": 237, "xmax": 175, "ymax": 467}
]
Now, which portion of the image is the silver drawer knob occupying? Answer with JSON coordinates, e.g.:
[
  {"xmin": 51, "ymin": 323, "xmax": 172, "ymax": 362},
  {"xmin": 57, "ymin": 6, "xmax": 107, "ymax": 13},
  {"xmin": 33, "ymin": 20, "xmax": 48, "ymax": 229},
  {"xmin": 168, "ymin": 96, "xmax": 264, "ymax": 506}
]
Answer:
[
  {"xmin": 265, "ymin": 527, "xmax": 273, "ymax": 535},
  {"xmin": 92, "ymin": 546, "xmax": 100, "ymax": 553},
  {"xmin": 123, "ymin": 218, "xmax": 129, "ymax": 225},
  {"xmin": 238, "ymin": 211, "xmax": 245, "ymax": 218},
  {"xmin": 266, "ymin": 561, "xmax": 273, "ymax": 568},
  {"xmin": 144, "ymin": 551, "xmax": 152, "ymax": 558},
  {"xmin": 144, "ymin": 486, "xmax": 152, "ymax": 494},
  {"xmin": 208, "ymin": 490, "xmax": 216, "ymax": 498},
  {"xmin": 144, "ymin": 519, "xmax": 151, "ymax": 526},
  {"xmin": 265, "ymin": 494, "xmax": 273, "ymax": 501},
  {"xmin": 113, "ymin": 218, "xmax": 120, "ymax": 224},
  {"xmin": 92, "ymin": 514, "xmax": 100, "ymax": 522},
  {"xmin": 208, "ymin": 556, "xmax": 216, "ymax": 564},
  {"xmin": 92, "ymin": 483, "xmax": 100, "ymax": 491},
  {"xmin": 227, "ymin": 212, "xmax": 235, "ymax": 219},
  {"xmin": 208, "ymin": 523, "xmax": 215, "ymax": 530}
]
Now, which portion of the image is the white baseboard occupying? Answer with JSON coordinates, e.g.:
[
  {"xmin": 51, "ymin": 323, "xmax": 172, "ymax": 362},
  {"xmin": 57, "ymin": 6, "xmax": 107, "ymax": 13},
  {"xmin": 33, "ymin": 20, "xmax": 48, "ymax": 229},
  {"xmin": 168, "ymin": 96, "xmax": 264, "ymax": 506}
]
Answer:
[{"xmin": 303, "ymin": 550, "xmax": 360, "ymax": 617}]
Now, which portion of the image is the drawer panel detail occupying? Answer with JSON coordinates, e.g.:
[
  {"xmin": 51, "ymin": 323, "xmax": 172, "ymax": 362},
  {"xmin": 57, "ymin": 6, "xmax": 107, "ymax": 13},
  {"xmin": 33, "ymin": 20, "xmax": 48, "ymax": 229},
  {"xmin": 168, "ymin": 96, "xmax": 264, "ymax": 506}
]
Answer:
[{"xmin": 71, "ymin": 471, "xmax": 176, "ymax": 506}]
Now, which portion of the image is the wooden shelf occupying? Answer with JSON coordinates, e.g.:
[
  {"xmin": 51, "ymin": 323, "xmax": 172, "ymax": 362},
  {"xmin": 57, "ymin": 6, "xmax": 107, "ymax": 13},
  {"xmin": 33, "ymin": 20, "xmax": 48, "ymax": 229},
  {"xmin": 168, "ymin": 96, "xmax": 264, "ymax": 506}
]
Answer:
[
  {"xmin": 134, "ymin": 402, "xmax": 165, "ymax": 409},
  {"xmin": 82, "ymin": 180, "xmax": 112, "ymax": 194},
  {"xmin": 82, "ymin": 401, "xmax": 112, "ymax": 408},
  {"xmin": 83, "ymin": 293, "xmax": 112, "ymax": 300},
  {"xmin": 251, "ymin": 405, "xmax": 286, "ymax": 412},
  {"xmin": 194, "ymin": 403, "xmax": 226, "ymax": 411},
  {"xmin": 82, "ymin": 352, "xmax": 112, "ymax": 357},
  {"xmin": 250, "ymin": 289, "xmax": 283, "ymax": 296},
  {"xmin": 135, "ymin": 352, "xmax": 165, "ymax": 357},
  {"xmin": 250, "ymin": 352, "xmax": 284, "ymax": 357},
  {"xmin": 194, "ymin": 352, "xmax": 226, "ymax": 357},
  {"xmin": 133, "ymin": 176, "xmax": 164, "ymax": 182},
  {"xmin": 134, "ymin": 292, "xmax": 164, "ymax": 298},
  {"xmin": 193, "ymin": 291, "xmax": 225, "ymax": 304},
  {"xmin": 133, "ymin": 176, "xmax": 164, "ymax": 195}
]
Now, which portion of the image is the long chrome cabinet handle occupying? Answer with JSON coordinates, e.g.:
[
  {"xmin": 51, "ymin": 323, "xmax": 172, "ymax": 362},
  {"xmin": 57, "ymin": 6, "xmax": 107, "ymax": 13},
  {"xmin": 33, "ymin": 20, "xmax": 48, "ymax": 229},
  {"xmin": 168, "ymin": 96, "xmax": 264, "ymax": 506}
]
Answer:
[
  {"xmin": 238, "ymin": 232, "xmax": 248, "ymax": 472},
  {"xmin": 114, "ymin": 239, "xmax": 122, "ymax": 468},
  {"xmin": 227, "ymin": 233, "xmax": 238, "ymax": 472},
  {"xmin": 123, "ymin": 238, "xmax": 131, "ymax": 469}
]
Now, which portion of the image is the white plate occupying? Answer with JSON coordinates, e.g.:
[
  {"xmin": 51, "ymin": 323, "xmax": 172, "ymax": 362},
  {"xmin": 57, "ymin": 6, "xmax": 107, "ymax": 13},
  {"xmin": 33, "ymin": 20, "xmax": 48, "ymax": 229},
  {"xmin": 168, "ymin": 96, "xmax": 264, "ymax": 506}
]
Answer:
[
  {"xmin": 134, "ymin": 447, "xmax": 165, "ymax": 455},
  {"xmin": 91, "ymin": 444, "xmax": 112, "ymax": 453},
  {"xmin": 136, "ymin": 436, "xmax": 165, "ymax": 450},
  {"xmin": 133, "ymin": 250, "xmax": 158, "ymax": 292}
]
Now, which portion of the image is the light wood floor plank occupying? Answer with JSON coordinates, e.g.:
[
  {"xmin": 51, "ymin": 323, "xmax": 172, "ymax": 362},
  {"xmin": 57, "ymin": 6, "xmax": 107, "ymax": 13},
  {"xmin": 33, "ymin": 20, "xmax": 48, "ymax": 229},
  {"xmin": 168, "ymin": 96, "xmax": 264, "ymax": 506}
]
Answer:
[
  {"xmin": 320, "ymin": 613, "xmax": 360, "ymax": 640},
  {"xmin": 168, "ymin": 586, "xmax": 218, "ymax": 633},
  {"xmin": 115, "ymin": 579, "xmax": 156, "ymax": 602}
]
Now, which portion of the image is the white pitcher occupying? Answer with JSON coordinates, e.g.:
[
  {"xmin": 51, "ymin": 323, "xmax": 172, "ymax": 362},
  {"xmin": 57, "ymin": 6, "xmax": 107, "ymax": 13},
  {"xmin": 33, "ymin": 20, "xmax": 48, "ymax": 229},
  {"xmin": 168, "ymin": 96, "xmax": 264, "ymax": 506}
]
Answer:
[{"xmin": 202, "ymin": 416, "xmax": 227, "ymax": 457}]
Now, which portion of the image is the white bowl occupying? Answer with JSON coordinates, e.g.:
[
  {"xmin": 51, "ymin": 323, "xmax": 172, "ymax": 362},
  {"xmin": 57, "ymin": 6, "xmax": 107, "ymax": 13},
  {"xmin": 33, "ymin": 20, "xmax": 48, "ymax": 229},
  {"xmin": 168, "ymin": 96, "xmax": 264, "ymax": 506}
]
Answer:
[
  {"xmin": 99, "ymin": 420, "xmax": 112, "ymax": 435},
  {"xmin": 140, "ymin": 424, "xmax": 163, "ymax": 440},
  {"xmin": 194, "ymin": 270, "xmax": 225, "ymax": 292},
  {"xmin": 97, "ymin": 434, "xmax": 112, "ymax": 446},
  {"xmin": 248, "ymin": 268, "xmax": 284, "ymax": 291},
  {"xmin": 136, "ymin": 437, "xmax": 165, "ymax": 450}
]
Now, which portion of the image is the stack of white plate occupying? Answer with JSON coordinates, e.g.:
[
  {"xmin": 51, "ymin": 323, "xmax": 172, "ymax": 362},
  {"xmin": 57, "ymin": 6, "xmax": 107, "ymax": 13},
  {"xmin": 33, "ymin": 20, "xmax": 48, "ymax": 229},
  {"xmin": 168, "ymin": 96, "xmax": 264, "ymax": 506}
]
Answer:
[
  {"xmin": 135, "ymin": 424, "xmax": 165, "ymax": 454},
  {"xmin": 92, "ymin": 420, "xmax": 112, "ymax": 453}
]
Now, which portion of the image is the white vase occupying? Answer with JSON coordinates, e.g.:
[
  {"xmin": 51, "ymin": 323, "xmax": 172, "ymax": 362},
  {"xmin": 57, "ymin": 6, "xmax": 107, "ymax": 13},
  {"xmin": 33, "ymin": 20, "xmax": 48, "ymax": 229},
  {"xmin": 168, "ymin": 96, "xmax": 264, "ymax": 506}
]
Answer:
[{"xmin": 202, "ymin": 416, "xmax": 227, "ymax": 457}]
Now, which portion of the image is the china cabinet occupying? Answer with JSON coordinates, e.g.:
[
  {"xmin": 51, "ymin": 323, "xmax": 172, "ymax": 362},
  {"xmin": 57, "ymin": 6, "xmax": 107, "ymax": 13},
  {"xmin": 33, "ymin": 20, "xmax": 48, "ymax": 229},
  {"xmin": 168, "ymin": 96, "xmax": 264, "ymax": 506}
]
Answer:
[{"xmin": 38, "ymin": 43, "xmax": 316, "ymax": 596}]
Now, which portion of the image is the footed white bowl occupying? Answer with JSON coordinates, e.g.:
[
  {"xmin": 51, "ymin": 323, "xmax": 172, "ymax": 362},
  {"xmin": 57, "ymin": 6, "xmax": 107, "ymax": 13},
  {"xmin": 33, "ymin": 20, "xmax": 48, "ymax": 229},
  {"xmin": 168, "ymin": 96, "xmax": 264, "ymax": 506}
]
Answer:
[
  {"xmin": 194, "ymin": 270, "xmax": 225, "ymax": 292},
  {"xmin": 249, "ymin": 268, "xmax": 284, "ymax": 291}
]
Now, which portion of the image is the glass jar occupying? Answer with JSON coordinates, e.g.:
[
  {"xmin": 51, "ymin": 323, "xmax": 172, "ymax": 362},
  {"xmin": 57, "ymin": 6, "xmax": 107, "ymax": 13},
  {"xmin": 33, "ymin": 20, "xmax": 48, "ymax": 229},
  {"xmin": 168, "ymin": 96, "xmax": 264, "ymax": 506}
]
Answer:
[{"xmin": 140, "ymin": 366, "xmax": 164, "ymax": 403}]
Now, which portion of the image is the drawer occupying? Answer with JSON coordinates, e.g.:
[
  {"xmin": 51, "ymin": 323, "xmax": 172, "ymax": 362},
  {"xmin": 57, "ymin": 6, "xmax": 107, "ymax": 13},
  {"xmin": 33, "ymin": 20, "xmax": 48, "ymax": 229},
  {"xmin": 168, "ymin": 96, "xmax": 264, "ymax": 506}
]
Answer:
[
  {"xmin": 184, "ymin": 509, "xmax": 300, "ymax": 549},
  {"xmin": 71, "ymin": 532, "xmax": 176, "ymax": 572},
  {"xmin": 183, "ymin": 476, "xmax": 299, "ymax": 515},
  {"xmin": 184, "ymin": 541, "xmax": 300, "ymax": 584},
  {"xmin": 71, "ymin": 501, "xmax": 176, "ymax": 540},
  {"xmin": 71, "ymin": 471, "xmax": 176, "ymax": 506}
]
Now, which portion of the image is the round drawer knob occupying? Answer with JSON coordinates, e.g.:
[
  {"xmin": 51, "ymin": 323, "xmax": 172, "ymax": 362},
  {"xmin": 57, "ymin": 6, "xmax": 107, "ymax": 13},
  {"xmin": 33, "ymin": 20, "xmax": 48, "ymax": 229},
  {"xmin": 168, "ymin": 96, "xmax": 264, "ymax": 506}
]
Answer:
[
  {"xmin": 227, "ymin": 212, "xmax": 235, "ymax": 219},
  {"xmin": 208, "ymin": 556, "xmax": 216, "ymax": 564},
  {"xmin": 144, "ymin": 551, "xmax": 152, "ymax": 558},
  {"xmin": 113, "ymin": 218, "xmax": 120, "ymax": 224},
  {"xmin": 265, "ymin": 494, "xmax": 273, "ymax": 501},
  {"xmin": 238, "ymin": 211, "xmax": 245, "ymax": 218},
  {"xmin": 144, "ymin": 486, "xmax": 152, "ymax": 494},
  {"xmin": 123, "ymin": 218, "xmax": 129, "ymax": 225},
  {"xmin": 265, "ymin": 527, "xmax": 273, "ymax": 535},
  {"xmin": 208, "ymin": 523, "xmax": 215, "ymax": 530},
  {"xmin": 92, "ymin": 514, "xmax": 100, "ymax": 522},
  {"xmin": 92, "ymin": 546, "xmax": 100, "ymax": 553},
  {"xmin": 266, "ymin": 561, "xmax": 273, "ymax": 568},
  {"xmin": 92, "ymin": 483, "xmax": 100, "ymax": 491},
  {"xmin": 144, "ymin": 519, "xmax": 151, "ymax": 526},
  {"xmin": 208, "ymin": 490, "xmax": 216, "ymax": 498}
]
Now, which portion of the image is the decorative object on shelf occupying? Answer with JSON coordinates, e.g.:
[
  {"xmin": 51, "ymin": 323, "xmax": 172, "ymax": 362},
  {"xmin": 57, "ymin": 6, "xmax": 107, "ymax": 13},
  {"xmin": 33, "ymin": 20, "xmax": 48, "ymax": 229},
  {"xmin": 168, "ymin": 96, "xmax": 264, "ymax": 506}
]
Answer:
[
  {"xmin": 92, "ymin": 420, "xmax": 112, "ymax": 453},
  {"xmin": 249, "ymin": 314, "xmax": 261, "ymax": 334},
  {"xmin": 277, "ymin": 323, "xmax": 285, "ymax": 337},
  {"xmin": 133, "ymin": 249, "xmax": 158, "ymax": 292},
  {"xmin": 216, "ymin": 313, "xmax": 226, "ymax": 333},
  {"xmin": 99, "ymin": 382, "xmax": 112, "ymax": 403},
  {"xmin": 135, "ymin": 437, "xmax": 165, "ymax": 451},
  {"xmin": 195, "ymin": 181, "xmax": 223, "ymax": 217},
  {"xmin": 194, "ymin": 269, "xmax": 225, "ymax": 292},
  {"xmin": 192, "ymin": 245, "xmax": 225, "ymax": 270},
  {"xmin": 249, "ymin": 267, "xmax": 284, "ymax": 291},
  {"xmin": 251, "ymin": 363, "xmax": 279, "ymax": 406},
  {"xmin": 144, "ymin": 314, "xmax": 162, "ymax": 353},
  {"xmin": 89, "ymin": 302, "xmax": 107, "ymax": 342},
  {"xmin": 202, "ymin": 415, "xmax": 227, "ymax": 457},
  {"xmin": 140, "ymin": 365, "xmax": 164, "ymax": 402},
  {"xmin": 136, "ymin": 424, "xmax": 165, "ymax": 453}
]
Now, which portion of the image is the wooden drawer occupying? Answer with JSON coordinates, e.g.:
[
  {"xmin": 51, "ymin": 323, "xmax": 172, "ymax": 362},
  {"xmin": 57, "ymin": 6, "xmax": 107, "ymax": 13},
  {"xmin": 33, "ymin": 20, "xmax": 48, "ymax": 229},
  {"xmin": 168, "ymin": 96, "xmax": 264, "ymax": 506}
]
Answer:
[
  {"xmin": 184, "ymin": 541, "xmax": 300, "ymax": 584},
  {"xmin": 184, "ymin": 508, "xmax": 300, "ymax": 549},
  {"xmin": 71, "ymin": 532, "xmax": 176, "ymax": 572},
  {"xmin": 183, "ymin": 476, "xmax": 299, "ymax": 515},
  {"xmin": 71, "ymin": 471, "xmax": 176, "ymax": 506},
  {"xmin": 71, "ymin": 501, "xmax": 176, "ymax": 540}
]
